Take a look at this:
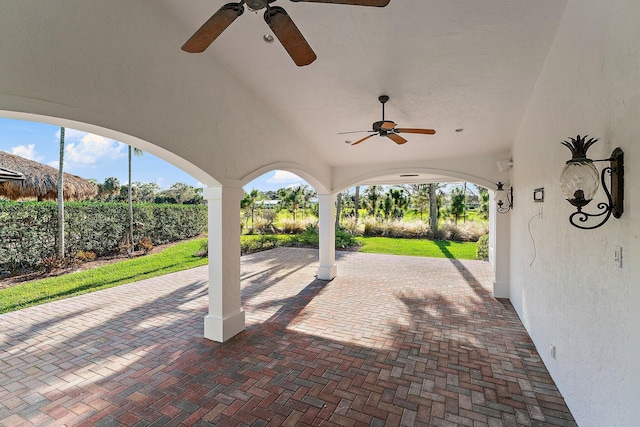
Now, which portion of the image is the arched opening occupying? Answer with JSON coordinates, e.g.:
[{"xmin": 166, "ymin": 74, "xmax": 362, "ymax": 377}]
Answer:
[
  {"xmin": 0, "ymin": 114, "xmax": 216, "ymax": 291},
  {"xmin": 0, "ymin": 112, "xmax": 221, "ymax": 187}
]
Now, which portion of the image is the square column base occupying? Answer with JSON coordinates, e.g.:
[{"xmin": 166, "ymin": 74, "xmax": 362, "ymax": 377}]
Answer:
[
  {"xmin": 317, "ymin": 264, "xmax": 337, "ymax": 281},
  {"xmin": 493, "ymin": 280, "xmax": 509, "ymax": 299},
  {"xmin": 204, "ymin": 310, "xmax": 245, "ymax": 342}
]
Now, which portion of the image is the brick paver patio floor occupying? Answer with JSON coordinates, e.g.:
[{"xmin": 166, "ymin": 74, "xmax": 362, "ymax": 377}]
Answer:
[{"xmin": 0, "ymin": 248, "xmax": 576, "ymax": 426}]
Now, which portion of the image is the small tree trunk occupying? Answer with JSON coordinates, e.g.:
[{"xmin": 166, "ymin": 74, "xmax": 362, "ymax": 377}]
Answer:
[
  {"xmin": 429, "ymin": 183, "xmax": 438, "ymax": 235},
  {"xmin": 128, "ymin": 146, "xmax": 134, "ymax": 255},
  {"xmin": 335, "ymin": 193, "xmax": 342, "ymax": 230},
  {"xmin": 57, "ymin": 127, "xmax": 65, "ymax": 258},
  {"xmin": 354, "ymin": 186, "xmax": 360, "ymax": 225}
]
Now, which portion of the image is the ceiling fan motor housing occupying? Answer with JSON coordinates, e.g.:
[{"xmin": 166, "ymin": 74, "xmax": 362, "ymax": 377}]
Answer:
[{"xmin": 245, "ymin": 0, "xmax": 269, "ymax": 11}]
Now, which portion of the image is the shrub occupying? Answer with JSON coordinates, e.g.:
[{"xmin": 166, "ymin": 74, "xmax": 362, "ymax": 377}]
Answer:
[
  {"xmin": 197, "ymin": 239, "xmax": 208, "ymax": 257},
  {"xmin": 340, "ymin": 217, "xmax": 363, "ymax": 236},
  {"xmin": 476, "ymin": 234, "xmax": 489, "ymax": 260},
  {"xmin": 139, "ymin": 237, "xmax": 154, "ymax": 254},
  {"xmin": 75, "ymin": 251, "xmax": 96, "ymax": 262},
  {"xmin": 280, "ymin": 218, "xmax": 316, "ymax": 234},
  {"xmin": 336, "ymin": 229, "xmax": 359, "ymax": 249},
  {"xmin": 434, "ymin": 221, "xmax": 487, "ymax": 242},
  {"xmin": 383, "ymin": 220, "xmax": 431, "ymax": 238},
  {"xmin": 363, "ymin": 218, "xmax": 385, "ymax": 236},
  {"xmin": 41, "ymin": 255, "xmax": 67, "ymax": 272},
  {"xmin": 0, "ymin": 201, "xmax": 207, "ymax": 273}
]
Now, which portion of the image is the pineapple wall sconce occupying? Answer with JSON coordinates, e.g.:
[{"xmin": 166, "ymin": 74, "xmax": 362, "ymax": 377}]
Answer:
[{"xmin": 559, "ymin": 135, "xmax": 624, "ymax": 230}]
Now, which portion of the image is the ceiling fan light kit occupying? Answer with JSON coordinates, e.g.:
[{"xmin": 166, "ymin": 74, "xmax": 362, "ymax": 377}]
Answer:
[{"xmin": 182, "ymin": 0, "xmax": 391, "ymax": 66}]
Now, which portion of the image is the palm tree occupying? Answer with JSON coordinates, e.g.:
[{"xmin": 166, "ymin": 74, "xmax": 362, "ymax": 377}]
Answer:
[
  {"xmin": 127, "ymin": 146, "xmax": 143, "ymax": 254},
  {"xmin": 57, "ymin": 127, "xmax": 65, "ymax": 258},
  {"xmin": 449, "ymin": 185, "xmax": 466, "ymax": 224},
  {"xmin": 284, "ymin": 185, "xmax": 305, "ymax": 221},
  {"xmin": 364, "ymin": 185, "xmax": 383, "ymax": 218},
  {"xmin": 241, "ymin": 189, "xmax": 262, "ymax": 232}
]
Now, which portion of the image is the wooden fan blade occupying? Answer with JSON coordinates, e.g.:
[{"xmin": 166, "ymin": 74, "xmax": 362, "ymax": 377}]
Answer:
[
  {"xmin": 387, "ymin": 133, "xmax": 407, "ymax": 145},
  {"xmin": 289, "ymin": 0, "xmax": 390, "ymax": 6},
  {"xmin": 264, "ymin": 6, "xmax": 317, "ymax": 67},
  {"xmin": 181, "ymin": 3, "xmax": 244, "ymax": 53},
  {"xmin": 381, "ymin": 121, "xmax": 396, "ymax": 131},
  {"xmin": 352, "ymin": 134, "xmax": 376, "ymax": 145},
  {"xmin": 395, "ymin": 128, "xmax": 436, "ymax": 135},
  {"xmin": 337, "ymin": 130, "xmax": 375, "ymax": 135}
]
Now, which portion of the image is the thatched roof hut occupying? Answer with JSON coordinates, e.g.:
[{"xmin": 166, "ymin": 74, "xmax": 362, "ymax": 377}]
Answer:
[
  {"xmin": 0, "ymin": 166, "xmax": 25, "ymax": 183},
  {"xmin": 0, "ymin": 151, "xmax": 98, "ymax": 201}
]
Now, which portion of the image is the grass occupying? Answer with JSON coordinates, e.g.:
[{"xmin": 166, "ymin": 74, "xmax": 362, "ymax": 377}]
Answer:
[
  {"xmin": 355, "ymin": 236, "xmax": 477, "ymax": 259},
  {"xmin": 0, "ymin": 234, "xmax": 479, "ymax": 314},
  {"xmin": 0, "ymin": 238, "xmax": 208, "ymax": 314}
]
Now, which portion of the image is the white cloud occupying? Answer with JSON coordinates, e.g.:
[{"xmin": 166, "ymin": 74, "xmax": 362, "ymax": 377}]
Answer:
[
  {"xmin": 63, "ymin": 131, "xmax": 126, "ymax": 168},
  {"xmin": 266, "ymin": 170, "xmax": 303, "ymax": 184},
  {"xmin": 11, "ymin": 144, "xmax": 43, "ymax": 161}
]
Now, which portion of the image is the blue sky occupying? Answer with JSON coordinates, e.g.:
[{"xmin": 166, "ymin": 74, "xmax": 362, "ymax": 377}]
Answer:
[{"xmin": 0, "ymin": 117, "xmax": 308, "ymax": 192}]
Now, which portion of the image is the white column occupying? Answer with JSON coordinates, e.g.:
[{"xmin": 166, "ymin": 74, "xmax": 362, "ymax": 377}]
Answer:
[
  {"xmin": 203, "ymin": 186, "xmax": 245, "ymax": 342},
  {"xmin": 316, "ymin": 193, "xmax": 337, "ymax": 280},
  {"xmin": 490, "ymin": 192, "xmax": 511, "ymax": 298}
]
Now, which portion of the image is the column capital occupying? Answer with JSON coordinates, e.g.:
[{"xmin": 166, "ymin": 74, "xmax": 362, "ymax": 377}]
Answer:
[{"xmin": 203, "ymin": 185, "xmax": 244, "ymax": 201}]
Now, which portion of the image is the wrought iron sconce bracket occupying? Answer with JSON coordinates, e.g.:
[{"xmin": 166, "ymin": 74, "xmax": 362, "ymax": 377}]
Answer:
[
  {"xmin": 495, "ymin": 181, "xmax": 513, "ymax": 214},
  {"xmin": 566, "ymin": 147, "xmax": 623, "ymax": 230}
]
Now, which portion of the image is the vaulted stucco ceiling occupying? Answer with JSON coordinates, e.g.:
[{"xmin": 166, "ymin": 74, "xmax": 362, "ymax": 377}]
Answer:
[{"xmin": 0, "ymin": 1, "xmax": 567, "ymax": 190}]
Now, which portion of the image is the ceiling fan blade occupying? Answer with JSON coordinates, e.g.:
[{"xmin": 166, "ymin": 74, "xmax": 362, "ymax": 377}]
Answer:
[
  {"xmin": 289, "ymin": 0, "xmax": 390, "ymax": 6},
  {"xmin": 181, "ymin": 3, "xmax": 244, "ymax": 53},
  {"xmin": 337, "ymin": 130, "xmax": 376, "ymax": 135},
  {"xmin": 264, "ymin": 6, "xmax": 317, "ymax": 67},
  {"xmin": 395, "ymin": 128, "xmax": 436, "ymax": 135},
  {"xmin": 351, "ymin": 134, "xmax": 376, "ymax": 145},
  {"xmin": 380, "ymin": 121, "xmax": 396, "ymax": 131},
  {"xmin": 387, "ymin": 133, "xmax": 407, "ymax": 145}
]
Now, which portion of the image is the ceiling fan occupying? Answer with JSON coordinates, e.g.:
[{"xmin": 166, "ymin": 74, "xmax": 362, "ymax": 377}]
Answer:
[
  {"xmin": 181, "ymin": 0, "xmax": 391, "ymax": 67},
  {"xmin": 340, "ymin": 95, "xmax": 436, "ymax": 145}
]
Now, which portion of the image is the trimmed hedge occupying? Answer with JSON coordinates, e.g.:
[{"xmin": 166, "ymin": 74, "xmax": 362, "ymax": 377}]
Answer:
[
  {"xmin": 476, "ymin": 234, "xmax": 489, "ymax": 261},
  {"xmin": 0, "ymin": 201, "xmax": 207, "ymax": 273}
]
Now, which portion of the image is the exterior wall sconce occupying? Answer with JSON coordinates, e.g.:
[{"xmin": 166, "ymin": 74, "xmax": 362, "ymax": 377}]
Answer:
[
  {"xmin": 495, "ymin": 182, "xmax": 513, "ymax": 214},
  {"xmin": 559, "ymin": 135, "xmax": 624, "ymax": 230}
]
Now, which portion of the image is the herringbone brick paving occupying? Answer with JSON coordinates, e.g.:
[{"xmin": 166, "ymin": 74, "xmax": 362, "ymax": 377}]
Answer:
[{"xmin": 0, "ymin": 248, "xmax": 576, "ymax": 426}]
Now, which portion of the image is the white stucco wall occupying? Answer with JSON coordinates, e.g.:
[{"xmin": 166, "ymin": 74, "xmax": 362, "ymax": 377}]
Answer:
[{"xmin": 511, "ymin": 0, "xmax": 639, "ymax": 425}]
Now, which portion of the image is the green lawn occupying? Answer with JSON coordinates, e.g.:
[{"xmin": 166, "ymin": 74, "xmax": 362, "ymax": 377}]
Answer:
[
  {"xmin": 0, "ymin": 234, "xmax": 479, "ymax": 314},
  {"xmin": 0, "ymin": 238, "xmax": 208, "ymax": 314},
  {"xmin": 355, "ymin": 236, "xmax": 477, "ymax": 259}
]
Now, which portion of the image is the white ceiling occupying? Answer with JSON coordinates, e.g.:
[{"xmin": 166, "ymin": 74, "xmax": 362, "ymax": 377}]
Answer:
[
  {"xmin": 161, "ymin": 0, "xmax": 567, "ymax": 169},
  {"xmin": 0, "ymin": 0, "xmax": 568, "ymax": 189}
]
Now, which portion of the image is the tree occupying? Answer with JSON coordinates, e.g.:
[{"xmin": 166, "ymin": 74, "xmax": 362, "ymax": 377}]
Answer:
[
  {"xmin": 98, "ymin": 177, "xmax": 121, "ymax": 201},
  {"xmin": 449, "ymin": 185, "xmax": 466, "ymax": 224},
  {"xmin": 282, "ymin": 185, "xmax": 305, "ymax": 221},
  {"xmin": 157, "ymin": 182, "xmax": 197, "ymax": 204},
  {"xmin": 127, "ymin": 147, "xmax": 144, "ymax": 254},
  {"xmin": 134, "ymin": 182, "xmax": 161, "ymax": 203},
  {"xmin": 241, "ymin": 189, "xmax": 262, "ymax": 233},
  {"xmin": 478, "ymin": 187, "xmax": 490, "ymax": 219},
  {"xmin": 403, "ymin": 184, "xmax": 430, "ymax": 220},
  {"xmin": 429, "ymin": 183, "xmax": 439, "ymax": 233},
  {"xmin": 57, "ymin": 127, "xmax": 65, "ymax": 257},
  {"xmin": 354, "ymin": 186, "xmax": 360, "ymax": 224},
  {"xmin": 382, "ymin": 188, "xmax": 408, "ymax": 220},
  {"xmin": 364, "ymin": 185, "xmax": 383, "ymax": 218}
]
